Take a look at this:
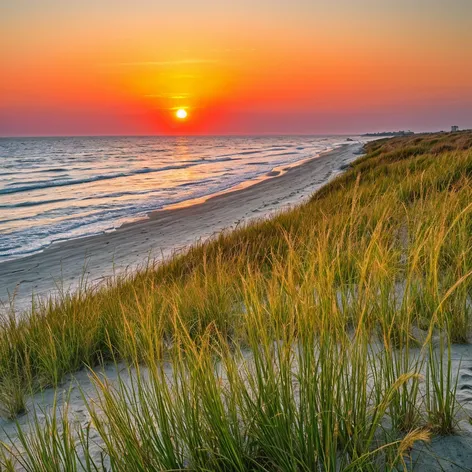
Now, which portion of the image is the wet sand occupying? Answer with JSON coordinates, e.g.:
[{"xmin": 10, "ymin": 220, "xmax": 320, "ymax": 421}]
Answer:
[{"xmin": 0, "ymin": 143, "xmax": 362, "ymax": 313}]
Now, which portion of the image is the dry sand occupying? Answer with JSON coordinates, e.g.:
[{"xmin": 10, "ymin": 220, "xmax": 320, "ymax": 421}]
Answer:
[
  {"xmin": 408, "ymin": 343, "xmax": 472, "ymax": 470},
  {"xmin": 1, "ymin": 341, "xmax": 471, "ymax": 470},
  {"xmin": 0, "ymin": 143, "xmax": 362, "ymax": 314}
]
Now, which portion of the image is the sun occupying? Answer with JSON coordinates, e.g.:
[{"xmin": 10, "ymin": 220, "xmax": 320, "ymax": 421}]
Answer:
[{"xmin": 176, "ymin": 108, "xmax": 188, "ymax": 120}]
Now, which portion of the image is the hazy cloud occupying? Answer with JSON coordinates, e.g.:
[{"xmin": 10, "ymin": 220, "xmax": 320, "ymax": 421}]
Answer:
[{"xmin": 104, "ymin": 59, "xmax": 218, "ymax": 67}]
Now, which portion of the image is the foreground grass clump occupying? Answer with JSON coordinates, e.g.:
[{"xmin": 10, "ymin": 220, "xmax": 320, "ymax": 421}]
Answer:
[{"xmin": 1, "ymin": 131, "xmax": 472, "ymax": 470}]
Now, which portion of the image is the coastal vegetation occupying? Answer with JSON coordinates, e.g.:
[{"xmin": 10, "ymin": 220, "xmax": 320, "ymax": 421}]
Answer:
[{"xmin": 1, "ymin": 131, "xmax": 472, "ymax": 470}]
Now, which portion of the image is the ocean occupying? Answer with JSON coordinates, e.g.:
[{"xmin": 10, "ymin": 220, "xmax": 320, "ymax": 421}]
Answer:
[{"xmin": 0, "ymin": 135, "xmax": 361, "ymax": 262}]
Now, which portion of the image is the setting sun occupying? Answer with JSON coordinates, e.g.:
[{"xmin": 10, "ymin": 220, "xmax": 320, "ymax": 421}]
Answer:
[{"xmin": 176, "ymin": 109, "xmax": 188, "ymax": 120}]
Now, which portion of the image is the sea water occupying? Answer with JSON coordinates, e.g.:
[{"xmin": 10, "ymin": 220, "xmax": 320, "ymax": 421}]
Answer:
[{"xmin": 0, "ymin": 135, "xmax": 361, "ymax": 262}]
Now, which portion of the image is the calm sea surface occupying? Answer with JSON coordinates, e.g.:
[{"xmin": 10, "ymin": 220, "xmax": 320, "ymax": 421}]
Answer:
[{"xmin": 0, "ymin": 135, "xmax": 360, "ymax": 262}]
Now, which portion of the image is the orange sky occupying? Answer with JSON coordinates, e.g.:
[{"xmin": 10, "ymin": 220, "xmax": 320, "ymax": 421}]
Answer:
[{"xmin": 1, "ymin": 1, "xmax": 471, "ymax": 136}]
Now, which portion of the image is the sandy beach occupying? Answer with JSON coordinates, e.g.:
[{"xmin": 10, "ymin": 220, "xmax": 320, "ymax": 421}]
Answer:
[
  {"xmin": 0, "ymin": 143, "xmax": 362, "ymax": 313},
  {"xmin": 1, "ymin": 134, "xmax": 472, "ymax": 470}
]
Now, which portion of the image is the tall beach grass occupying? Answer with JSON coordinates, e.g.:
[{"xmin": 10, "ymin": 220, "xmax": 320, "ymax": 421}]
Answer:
[{"xmin": 1, "ymin": 131, "xmax": 472, "ymax": 470}]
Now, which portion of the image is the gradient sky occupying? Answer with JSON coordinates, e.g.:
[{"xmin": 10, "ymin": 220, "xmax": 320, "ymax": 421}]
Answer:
[{"xmin": 1, "ymin": 0, "xmax": 471, "ymax": 136}]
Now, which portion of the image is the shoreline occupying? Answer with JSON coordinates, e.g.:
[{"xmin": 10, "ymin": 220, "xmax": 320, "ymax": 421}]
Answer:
[
  {"xmin": 0, "ymin": 143, "xmax": 362, "ymax": 313},
  {"xmin": 1, "ymin": 132, "xmax": 472, "ymax": 470}
]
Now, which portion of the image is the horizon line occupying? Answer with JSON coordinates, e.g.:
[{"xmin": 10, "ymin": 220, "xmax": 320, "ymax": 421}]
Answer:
[{"xmin": 0, "ymin": 130, "xmax": 442, "ymax": 139}]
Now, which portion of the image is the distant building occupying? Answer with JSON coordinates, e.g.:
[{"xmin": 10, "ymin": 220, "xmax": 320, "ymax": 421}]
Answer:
[{"xmin": 451, "ymin": 125, "xmax": 459, "ymax": 132}]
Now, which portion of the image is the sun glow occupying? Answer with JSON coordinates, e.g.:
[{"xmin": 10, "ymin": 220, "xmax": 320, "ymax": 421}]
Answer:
[{"xmin": 176, "ymin": 109, "xmax": 188, "ymax": 119}]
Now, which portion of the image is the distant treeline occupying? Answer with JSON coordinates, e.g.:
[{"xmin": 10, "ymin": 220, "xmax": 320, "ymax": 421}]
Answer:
[{"xmin": 362, "ymin": 130, "xmax": 414, "ymax": 137}]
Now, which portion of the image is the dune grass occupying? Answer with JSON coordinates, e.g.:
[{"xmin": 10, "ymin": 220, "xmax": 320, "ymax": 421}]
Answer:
[{"xmin": 1, "ymin": 131, "xmax": 472, "ymax": 470}]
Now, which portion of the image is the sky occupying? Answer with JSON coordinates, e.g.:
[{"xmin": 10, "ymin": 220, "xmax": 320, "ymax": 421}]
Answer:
[{"xmin": 1, "ymin": 0, "xmax": 471, "ymax": 136}]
